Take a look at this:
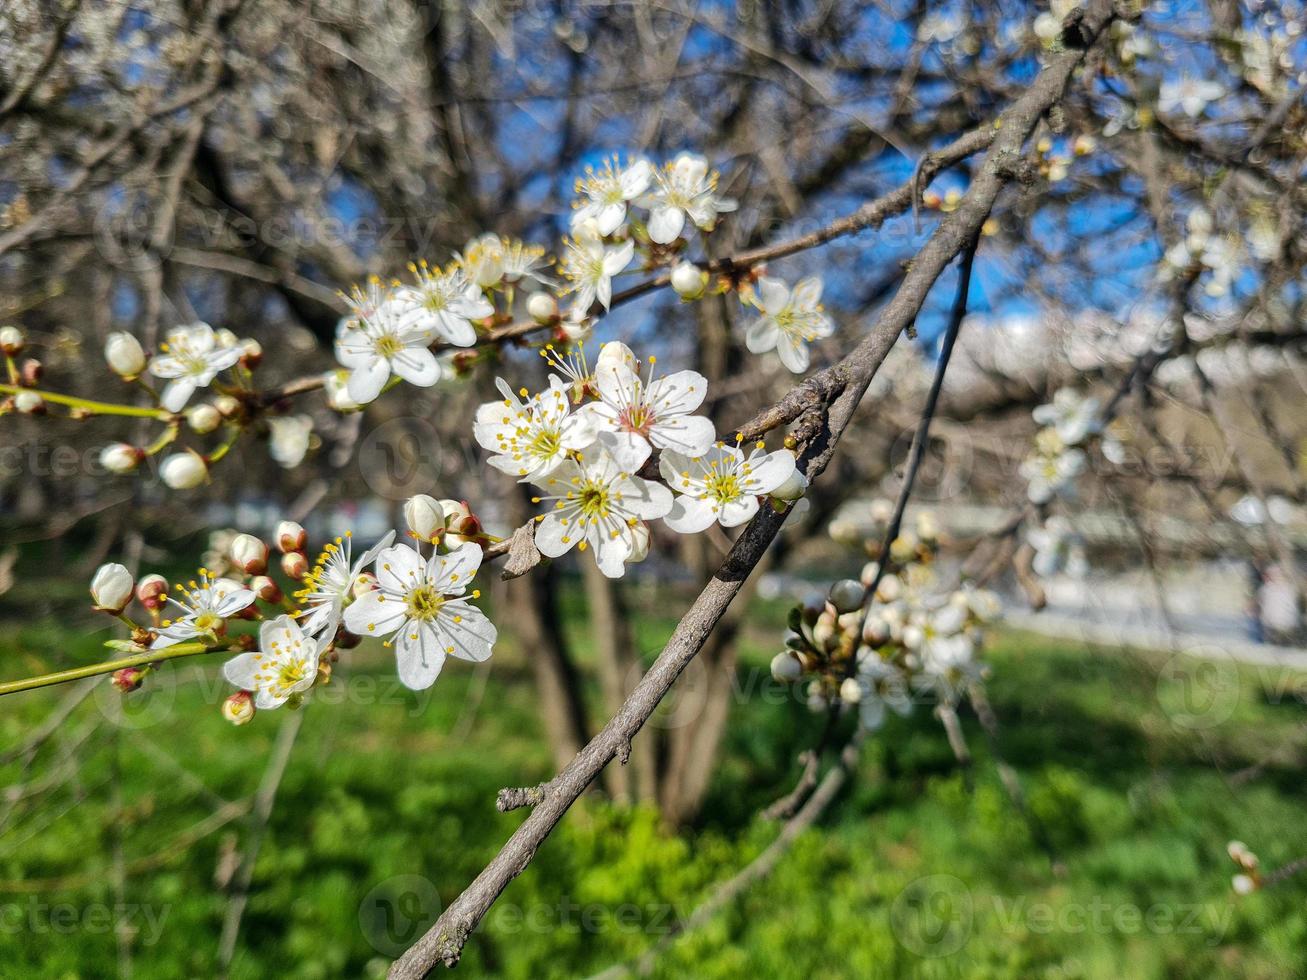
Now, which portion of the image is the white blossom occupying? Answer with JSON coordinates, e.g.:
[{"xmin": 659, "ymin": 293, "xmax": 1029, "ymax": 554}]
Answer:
[
  {"xmin": 394, "ymin": 262, "xmax": 493, "ymax": 347},
  {"xmin": 640, "ymin": 153, "xmax": 736, "ymax": 244},
  {"xmin": 148, "ymin": 322, "xmax": 243, "ymax": 412},
  {"xmin": 335, "ymin": 286, "xmax": 444, "ymax": 405},
  {"xmin": 571, "ymin": 156, "xmax": 653, "ymax": 236},
  {"xmin": 474, "ymin": 376, "xmax": 597, "ymax": 482},
  {"xmin": 558, "ymin": 223, "xmax": 634, "ymax": 311},
  {"xmin": 222, "ymin": 615, "xmax": 328, "ymax": 709},
  {"xmin": 530, "ymin": 446, "xmax": 673, "ymax": 578},
  {"xmin": 268, "ymin": 415, "xmax": 314, "ymax": 468},
  {"xmin": 1032, "ymin": 388, "xmax": 1100, "ymax": 446},
  {"xmin": 579, "ymin": 347, "xmax": 715, "ymax": 471},
  {"xmin": 659, "ymin": 443, "xmax": 797, "ymax": 532},
  {"xmin": 854, "ymin": 652, "xmax": 914, "ymax": 730},
  {"xmin": 1158, "ymin": 74, "xmax": 1225, "ymax": 118},
  {"xmin": 745, "ymin": 276, "xmax": 834, "ymax": 373},
  {"xmin": 151, "ymin": 571, "xmax": 255, "ymax": 648},
  {"xmin": 343, "ymin": 542, "xmax": 497, "ymax": 690},
  {"xmin": 294, "ymin": 530, "xmax": 396, "ymax": 639},
  {"xmin": 455, "ymin": 233, "xmax": 506, "ymax": 288}
]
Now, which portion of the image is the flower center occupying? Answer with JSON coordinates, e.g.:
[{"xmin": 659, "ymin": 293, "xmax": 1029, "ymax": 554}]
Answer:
[
  {"xmin": 579, "ymin": 485, "xmax": 610, "ymax": 517},
  {"xmin": 275, "ymin": 661, "xmax": 307, "ymax": 691},
  {"xmin": 528, "ymin": 428, "xmax": 561, "ymax": 459},
  {"xmin": 618, "ymin": 405, "xmax": 652, "ymax": 435},
  {"xmin": 704, "ymin": 471, "xmax": 741, "ymax": 504},
  {"xmin": 375, "ymin": 334, "xmax": 404, "ymax": 358},
  {"xmin": 405, "ymin": 584, "xmax": 444, "ymax": 621},
  {"xmin": 194, "ymin": 611, "xmax": 220, "ymax": 632}
]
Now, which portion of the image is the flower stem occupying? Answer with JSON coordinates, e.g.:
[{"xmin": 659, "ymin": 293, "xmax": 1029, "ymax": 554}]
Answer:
[
  {"xmin": 0, "ymin": 384, "xmax": 174, "ymax": 419},
  {"xmin": 0, "ymin": 641, "xmax": 216, "ymax": 696}
]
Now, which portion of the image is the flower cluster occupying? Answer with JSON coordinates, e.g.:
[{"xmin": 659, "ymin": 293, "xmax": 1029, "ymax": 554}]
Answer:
[
  {"xmin": 1019, "ymin": 388, "xmax": 1100, "ymax": 505},
  {"xmin": 474, "ymin": 340, "xmax": 803, "ymax": 578},
  {"xmin": 87, "ymin": 498, "xmax": 497, "ymax": 724},
  {"xmin": 1227, "ymin": 840, "xmax": 1261, "ymax": 895},
  {"xmin": 771, "ymin": 505, "xmax": 999, "ymax": 730}
]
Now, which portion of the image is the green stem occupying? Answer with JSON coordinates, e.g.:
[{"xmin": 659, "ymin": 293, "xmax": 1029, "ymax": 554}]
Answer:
[
  {"xmin": 0, "ymin": 641, "xmax": 216, "ymax": 696},
  {"xmin": 0, "ymin": 384, "xmax": 174, "ymax": 419}
]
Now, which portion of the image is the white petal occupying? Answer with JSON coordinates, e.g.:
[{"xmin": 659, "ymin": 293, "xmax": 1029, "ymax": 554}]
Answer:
[
  {"xmin": 346, "ymin": 357, "xmax": 391, "ymax": 404},
  {"xmin": 757, "ymin": 277, "xmax": 790, "ymax": 315},
  {"xmin": 646, "ymin": 369, "xmax": 708, "ymax": 416},
  {"xmin": 664, "ymin": 495, "xmax": 718, "ymax": 534},
  {"xmin": 374, "ymin": 545, "xmax": 425, "ymax": 593},
  {"xmin": 597, "ymin": 430, "xmax": 651, "ymax": 472},
  {"xmin": 394, "ymin": 622, "xmax": 447, "ymax": 690},
  {"xmin": 719, "ymin": 496, "xmax": 759, "ymax": 527},
  {"xmin": 745, "ymin": 318, "xmax": 780, "ymax": 354},
  {"xmin": 533, "ymin": 512, "xmax": 576, "ymax": 558},
  {"xmin": 391, "ymin": 347, "xmax": 442, "ymax": 387},
  {"xmin": 776, "ymin": 333, "xmax": 811, "ymax": 373},
  {"xmin": 221, "ymin": 652, "xmax": 261, "ymax": 691},
  {"xmin": 160, "ymin": 378, "xmax": 198, "ymax": 413},
  {"xmin": 437, "ymin": 603, "xmax": 497, "ymax": 662},
  {"xmin": 647, "ymin": 206, "xmax": 686, "ymax": 244},
  {"xmin": 650, "ymin": 415, "xmax": 716, "ymax": 458},
  {"xmin": 742, "ymin": 450, "xmax": 797, "ymax": 495},
  {"xmin": 341, "ymin": 589, "xmax": 406, "ymax": 637},
  {"xmin": 617, "ymin": 474, "xmax": 673, "ymax": 519},
  {"xmin": 427, "ymin": 542, "xmax": 482, "ymax": 594}
]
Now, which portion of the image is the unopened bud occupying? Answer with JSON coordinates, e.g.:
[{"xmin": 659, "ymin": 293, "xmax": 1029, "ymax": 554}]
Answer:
[
  {"xmin": 105, "ymin": 331, "xmax": 147, "ymax": 377},
  {"xmin": 828, "ymin": 579, "xmax": 866, "ymax": 614},
  {"xmin": 187, "ymin": 403, "xmax": 223, "ymax": 434},
  {"xmin": 770, "ymin": 650, "xmax": 803, "ymax": 682},
  {"xmin": 276, "ymin": 521, "xmax": 307, "ymax": 554},
  {"xmin": 670, "ymin": 261, "xmax": 708, "ymax": 300},
  {"xmin": 213, "ymin": 394, "xmax": 241, "ymax": 418},
  {"xmin": 136, "ymin": 574, "xmax": 168, "ymax": 610},
  {"xmin": 527, "ymin": 291, "xmax": 559, "ymax": 324},
  {"xmin": 627, "ymin": 521, "xmax": 651, "ymax": 564},
  {"xmin": 769, "ymin": 465, "xmax": 808, "ymax": 503},
  {"xmin": 281, "ymin": 550, "xmax": 309, "ymax": 579},
  {"xmin": 222, "ymin": 690, "xmax": 255, "ymax": 725},
  {"xmin": 240, "ymin": 338, "xmax": 263, "ymax": 369},
  {"xmin": 215, "ymin": 327, "xmax": 240, "ymax": 348},
  {"xmin": 250, "ymin": 575, "xmax": 282, "ymax": 603},
  {"xmin": 230, "ymin": 533, "xmax": 269, "ymax": 574},
  {"xmin": 0, "ymin": 325, "xmax": 24, "ymax": 356},
  {"xmin": 91, "ymin": 563, "xmax": 134, "ymax": 613},
  {"xmin": 839, "ymin": 676, "xmax": 863, "ymax": 705},
  {"xmin": 404, "ymin": 494, "xmax": 445, "ymax": 542},
  {"xmin": 160, "ymin": 450, "xmax": 208, "ymax": 489},
  {"xmin": 437, "ymin": 498, "xmax": 479, "ymax": 543},
  {"xmin": 14, "ymin": 390, "xmax": 43, "ymax": 414},
  {"xmin": 112, "ymin": 667, "xmax": 147, "ymax": 693}
]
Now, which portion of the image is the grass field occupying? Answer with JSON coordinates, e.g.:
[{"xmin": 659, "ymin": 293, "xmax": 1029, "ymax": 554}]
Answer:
[{"xmin": 2, "ymin": 588, "xmax": 1306, "ymax": 979}]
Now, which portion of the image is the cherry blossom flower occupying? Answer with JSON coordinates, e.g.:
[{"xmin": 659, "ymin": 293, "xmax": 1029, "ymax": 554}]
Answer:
[
  {"xmin": 294, "ymin": 530, "xmax": 396, "ymax": 639},
  {"xmin": 343, "ymin": 542, "xmax": 497, "ymax": 690},
  {"xmin": 1158, "ymin": 74, "xmax": 1225, "ymax": 118},
  {"xmin": 1020, "ymin": 441, "xmax": 1086, "ymax": 504},
  {"xmin": 474, "ymin": 377, "xmax": 597, "ymax": 481},
  {"xmin": 222, "ymin": 615, "xmax": 328, "ymax": 709},
  {"xmin": 268, "ymin": 415, "xmax": 314, "ymax": 468},
  {"xmin": 558, "ymin": 222, "xmax": 634, "ymax": 311},
  {"xmin": 499, "ymin": 238, "xmax": 551, "ymax": 286},
  {"xmin": 853, "ymin": 653, "xmax": 914, "ymax": 731},
  {"xmin": 579, "ymin": 348, "xmax": 715, "ymax": 471},
  {"xmin": 530, "ymin": 446, "xmax": 673, "ymax": 578},
  {"xmin": 148, "ymin": 322, "xmax": 243, "ymax": 412},
  {"xmin": 745, "ymin": 276, "xmax": 834, "ymax": 373},
  {"xmin": 571, "ymin": 156, "xmax": 653, "ymax": 236},
  {"xmin": 640, "ymin": 152, "xmax": 737, "ymax": 244},
  {"xmin": 151, "ymin": 571, "xmax": 256, "ymax": 648},
  {"xmin": 456, "ymin": 233, "xmax": 506, "ymax": 288},
  {"xmin": 658, "ymin": 443, "xmax": 797, "ymax": 532},
  {"xmin": 335, "ymin": 289, "xmax": 443, "ymax": 405},
  {"xmin": 1032, "ymin": 388, "xmax": 1100, "ymax": 446},
  {"xmin": 394, "ymin": 261, "xmax": 493, "ymax": 346}
]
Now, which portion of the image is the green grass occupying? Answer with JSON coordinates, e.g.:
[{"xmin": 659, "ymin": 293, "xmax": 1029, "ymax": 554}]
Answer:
[{"xmin": 1, "ymin": 595, "xmax": 1306, "ymax": 979}]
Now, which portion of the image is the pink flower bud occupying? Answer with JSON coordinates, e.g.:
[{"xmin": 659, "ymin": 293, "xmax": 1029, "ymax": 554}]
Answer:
[
  {"xmin": 281, "ymin": 550, "xmax": 309, "ymax": 580},
  {"xmin": 276, "ymin": 521, "xmax": 307, "ymax": 554},
  {"xmin": 136, "ymin": 574, "xmax": 169, "ymax": 610},
  {"xmin": 250, "ymin": 575, "xmax": 282, "ymax": 603},
  {"xmin": 222, "ymin": 691, "xmax": 255, "ymax": 725},
  {"xmin": 112, "ymin": 667, "xmax": 146, "ymax": 693},
  {"xmin": 230, "ymin": 533, "xmax": 268, "ymax": 574}
]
